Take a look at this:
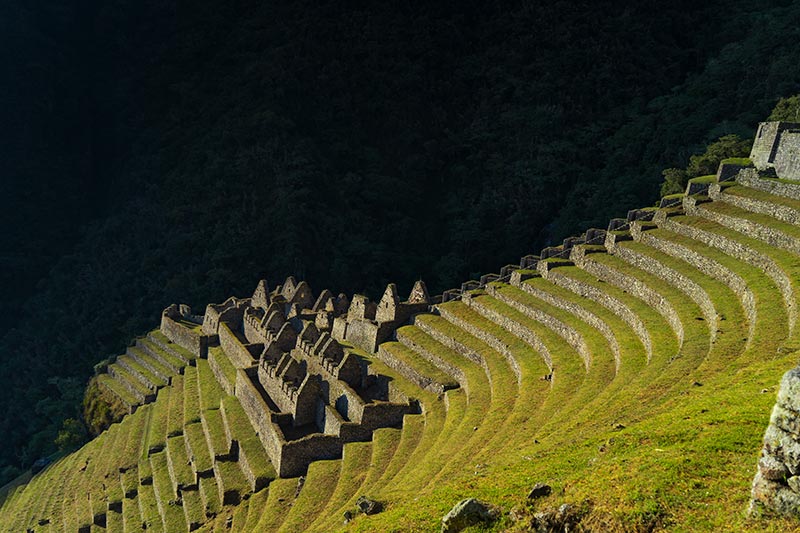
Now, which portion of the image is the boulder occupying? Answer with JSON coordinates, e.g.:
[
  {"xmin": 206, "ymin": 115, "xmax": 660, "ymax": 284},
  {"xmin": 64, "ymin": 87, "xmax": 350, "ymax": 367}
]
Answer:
[
  {"xmin": 356, "ymin": 495, "xmax": 382, "ymax": 515},
  {"xmin": 441, "ymin": 498, "xmax": 495, "ymax": 533},
  {"xmin": 528, "ymin": 483, "xmax": 552, "ymax": 500}
]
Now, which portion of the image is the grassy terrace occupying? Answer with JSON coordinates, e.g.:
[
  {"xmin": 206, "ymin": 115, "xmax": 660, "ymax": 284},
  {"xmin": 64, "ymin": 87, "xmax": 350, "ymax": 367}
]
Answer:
[
  {"xmin": 699, "ymin": 199, "xmax": 800, "ymax": 247},
  {"xmin": 141, "ymin": 335, "xmax": 186, "ymax": 373},
  {"xmin": 379, "ymin": 340, "xmax": 460, "ymax": 391},
  {"xmin": 129, "ymin": 345, "xmax": 173, "ymax": 380},
  {"xmin": 117, "ymin": 354, "xmax": 167, "ymax": 389},
  {"xmin": 220, "ymin": 397, "xmax": 277, "ymax": 487},
  {"xmin": 723, "ymin": 184, "xmax": 800, "ymax": 212},
  {"xmin": 149, "ymin": 330, "xmax": 197, "ymax": 363},
  {"xmin": 9, "ymin": 173, "xmax": 800, "ymax": 531},
  {"xmin": 493, "ymin": 282, "xmax": 647, "ymax": 429},
  {"xmin": 666, "ymin": 213, "xmax": 800, "ymax": 327},
  {"xmin": 208, "ymin": 345, "xmax": 238, "ymax": 389},
  {"xmin": 197, "ymin": 359, "xmax": 223, "ymax": 412},
  {"xmin": 641, "ymin": 227, "xmax": 789, "ymax": 355}
]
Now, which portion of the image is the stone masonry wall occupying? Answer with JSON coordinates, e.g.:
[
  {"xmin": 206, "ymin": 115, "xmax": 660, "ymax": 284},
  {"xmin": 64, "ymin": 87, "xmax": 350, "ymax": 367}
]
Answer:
[
  {"xmin": 160, "ymin": 313, "xmax": 210, "ymax": 358},
  {"xmin": 632, "ymin": 223, "xmax": 757, "ymax": 348},
  {"xmin": 736, "ymin": 168, "xmax": 800, "ymax": 201},
  {"xmin": 436, "ymin": 304, "xmax": 523, "ymax": 383},
  {"xmin": 578, "ymin": 257, "xmax": 685, "ymax": 347},
  {"xmin": 658, "ymin": 215, "xmax": 796, "ymax": 335},
  {"xmin": 540, "ymin": 267, "xmax": 656, "ymax": 361},
  {"xmin": 608, "ymin": 242, "xmax": 719, "ymax": 343},
  {"xmin": 505, "ymin": 280, "xmax": 624, "ymax": 369},
  {"xmin": 750, "ymin": 365, "xmax": 800, "ymax": 517},
  {"xmin": 480, "ymin": 286, "xmax": 592, "ymax": 370}
]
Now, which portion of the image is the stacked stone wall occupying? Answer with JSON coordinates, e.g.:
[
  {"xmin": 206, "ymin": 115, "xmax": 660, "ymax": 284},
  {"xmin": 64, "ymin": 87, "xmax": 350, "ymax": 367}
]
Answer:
[
  {"xmin": 395, "ymin": 329, "xmax": 468, "ymax": 389},
  {"xmin": 750, "ymin": 366, "xmax": 800, "ymax": 517},
  {"xmin": 540, "ymin": 268, "xmax": 656, "ymax": 360},
  {"xmin": 608, "ymin": 243, "xmax": 718, "ymax": 342},
  {"xmin": 506, "ymin": 280, "xmax": 624, "ymax": 368},
  {"xmin": 632, "ymin": 224, "xmax": 757, "ymax": 347},
  {"xmin": 578, "ymin": 258, "xmax": 685, "ymax": 346},
  {"xmin": 218, "ymin": 322, "xmax": 260, "ymax": 368},
  {"xmin": 737, "ymin": 168, "xmax": 800, "ymax": 201},
  {"xmin": 658, "ymin": 216, "xmax": 796, "ymax": 334},
  {"xmin": 159, "ymin": 314, "xmax": 210, "ymax": 358},
  {"xmin": 436, "ymin": 305, "xmax": 523, "ymax": 383}
]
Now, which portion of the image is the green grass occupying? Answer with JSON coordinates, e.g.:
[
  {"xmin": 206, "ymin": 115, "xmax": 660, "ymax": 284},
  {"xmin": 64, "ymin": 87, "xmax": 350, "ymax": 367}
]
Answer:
[
  {"xmin": 252, "ymin": 477, "xmax": 299, "ymax": 531},
  {"xmin": 184, "ymin": 421, "xmax": 214, "ymax": 475},
  {"xmin": 689, "ymin": 174, "xmax": 717, "ymax": 184},
  {"xmin": 166, "ymin": 435, "xmax": 196, "ymax": 490},
  {"xmin": 307, "ymin": 441, "xmax": 373, "ymax": 530},
  {"xmin": 97, "ymin": 373, "xmax": 140, "ymax": 408},
  {"xmin": 199, "ymin": 474, "xmax": 221, "ymax": 517},
  {"xmin": 117, "ymin": 354, "xmax": 167, "ymax": 389},
  {"xmin": 202, "ymin": 408, "xmax": 230, "ymax": 459},
  {"xmin": 144, "ymin": 387, "xmax": 170, "ymax": 454},
  {"xmin": 221, "ymin": 397, "xmax": 277, "ymax": 488},
  {"xmin": 165, "ymin": 374, "xmax": 185, "ymax": 437},
  {"xmin": 129, "ymin": 345, "xmax": 173, "ymax": 380},
  {"xmin": 197, "ymin": 359, "xmax": 223, "ymax": 412},
  {"xmin": 182, "ymin": 488, "xmax": 206, "ymax": 530},
  {"xmin": 278, "ymin": 460, "xmax": 341, "ymax": 532},
  {"xmin": 183, "ymin": 366, "xmax": 201, "ymax": 425},
  {"xmin": 209, "ymin": 345, "xmax": 238, "ymax": 390},
  {"xmin": 140, "ymin": 336, "xmax": 185, "ymax": 372},
  {"xmin": 720, "ymin": 157, "xmax": 753, "ymax": 166},
  {"xmin": 137, "ymin": 482, "xmax": 165, "ymax": 533},
  {"xmin": 379, "ymin": 341, "xmax": 460, "ymax": 390}
]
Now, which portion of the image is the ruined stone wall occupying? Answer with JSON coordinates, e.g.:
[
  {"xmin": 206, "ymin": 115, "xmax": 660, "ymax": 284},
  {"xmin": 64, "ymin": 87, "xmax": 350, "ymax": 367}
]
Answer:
[
  {"xmin": 774, "ymin": 131, "xmax": 800, "ymax": 181},
  {"xmin": 160, "ymin": 313, "xmax": 209, "ymax": 358},
  {"xmin": 218, "ymin": 322, "xmax": 260, "ymax": 368},
  {"xmin": 750, "ymin": 365, "xmax": 800, "ymax": 517},
  {"xmin": 395, "ymin": 329, "xmax": 468, "ymax": 389},
  {"xmin": 737, "ymin": 168, "xmax": 800, "ymax": 201}
]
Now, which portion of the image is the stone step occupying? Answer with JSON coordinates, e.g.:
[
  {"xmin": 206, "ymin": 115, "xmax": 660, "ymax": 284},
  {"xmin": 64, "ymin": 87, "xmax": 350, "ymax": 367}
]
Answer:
[
  {"xmin": 116, "ymin": 354, "xmax": 166, "ymax": 391},
  {"xmin": 220, "ymin": 397, "xmax": 276, "ymax": 492},
  {"xmin": 377, "ymin": 342, "xmax": 460, "ymax": 395},
  {"xmin": 395, "ymin": 325, "xmax": 471, "ymax": 388},
  {"xmin": 608, "ymin": 240, "xmax": 719, "ymax": 342},
  {"xmin": 148, "ymin": 330, "xmax": 196, "ymax": 366},
  {"xmin": 659, "ymin": 213, "xmax": 798, "ymax": 333},
  {"xmin": 712, "ymin": 183, "xmax": 800, "ymax": 225},
  {"xmin": 97, "ymin": 374, "xmax": 140, "ymax": 414},
  {"xmin": 108, "ymin": 364, "xmax": 154, "ymax": 405},
  {"xmin": 150, "ymin": 451, "xmax": 188, "ymax": 531},
  {"xmin": 694, "ymin": 199, "xmax": 800, "ymax": 256},
  {"xmin": 127, "ymin": 345, "xmax": 174, "ymax": 383},
  {"xmin": 138, "ymin": 336, "xmax": 185, "ymax": 374}
]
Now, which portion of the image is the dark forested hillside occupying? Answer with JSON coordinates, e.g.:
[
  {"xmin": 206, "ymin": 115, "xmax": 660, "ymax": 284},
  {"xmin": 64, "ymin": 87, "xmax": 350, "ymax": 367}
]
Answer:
[{"xmin": 2, "ymin": 0, "xmax": 800, "ymax": 481}]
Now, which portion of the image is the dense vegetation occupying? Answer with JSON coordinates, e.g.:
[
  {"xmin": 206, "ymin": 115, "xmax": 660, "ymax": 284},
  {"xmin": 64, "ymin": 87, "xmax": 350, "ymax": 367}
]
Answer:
[{"xmin": 2, "ymin": 0, "xmax": 800, "ymax": 483}]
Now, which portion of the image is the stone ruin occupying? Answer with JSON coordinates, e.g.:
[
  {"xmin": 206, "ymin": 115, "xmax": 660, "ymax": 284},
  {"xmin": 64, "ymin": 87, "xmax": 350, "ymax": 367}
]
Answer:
[
  {"xmin": 750, "ymin": 121, "xmax": 800, "ymax": 181},
  {"xmin": 161, "ymin": 277, "xmax": 434, "ymax": 477}
]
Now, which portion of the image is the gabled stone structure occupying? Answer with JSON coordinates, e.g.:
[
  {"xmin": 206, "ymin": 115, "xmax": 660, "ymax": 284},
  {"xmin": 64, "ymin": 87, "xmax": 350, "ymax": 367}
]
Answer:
[
  {"xmin": 331, "ymin": 282, "xmax": 432, "ymax": 353},
  {"xmin": 161, "ymin": 276, "xmax": 417, "ymax": 478}
]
